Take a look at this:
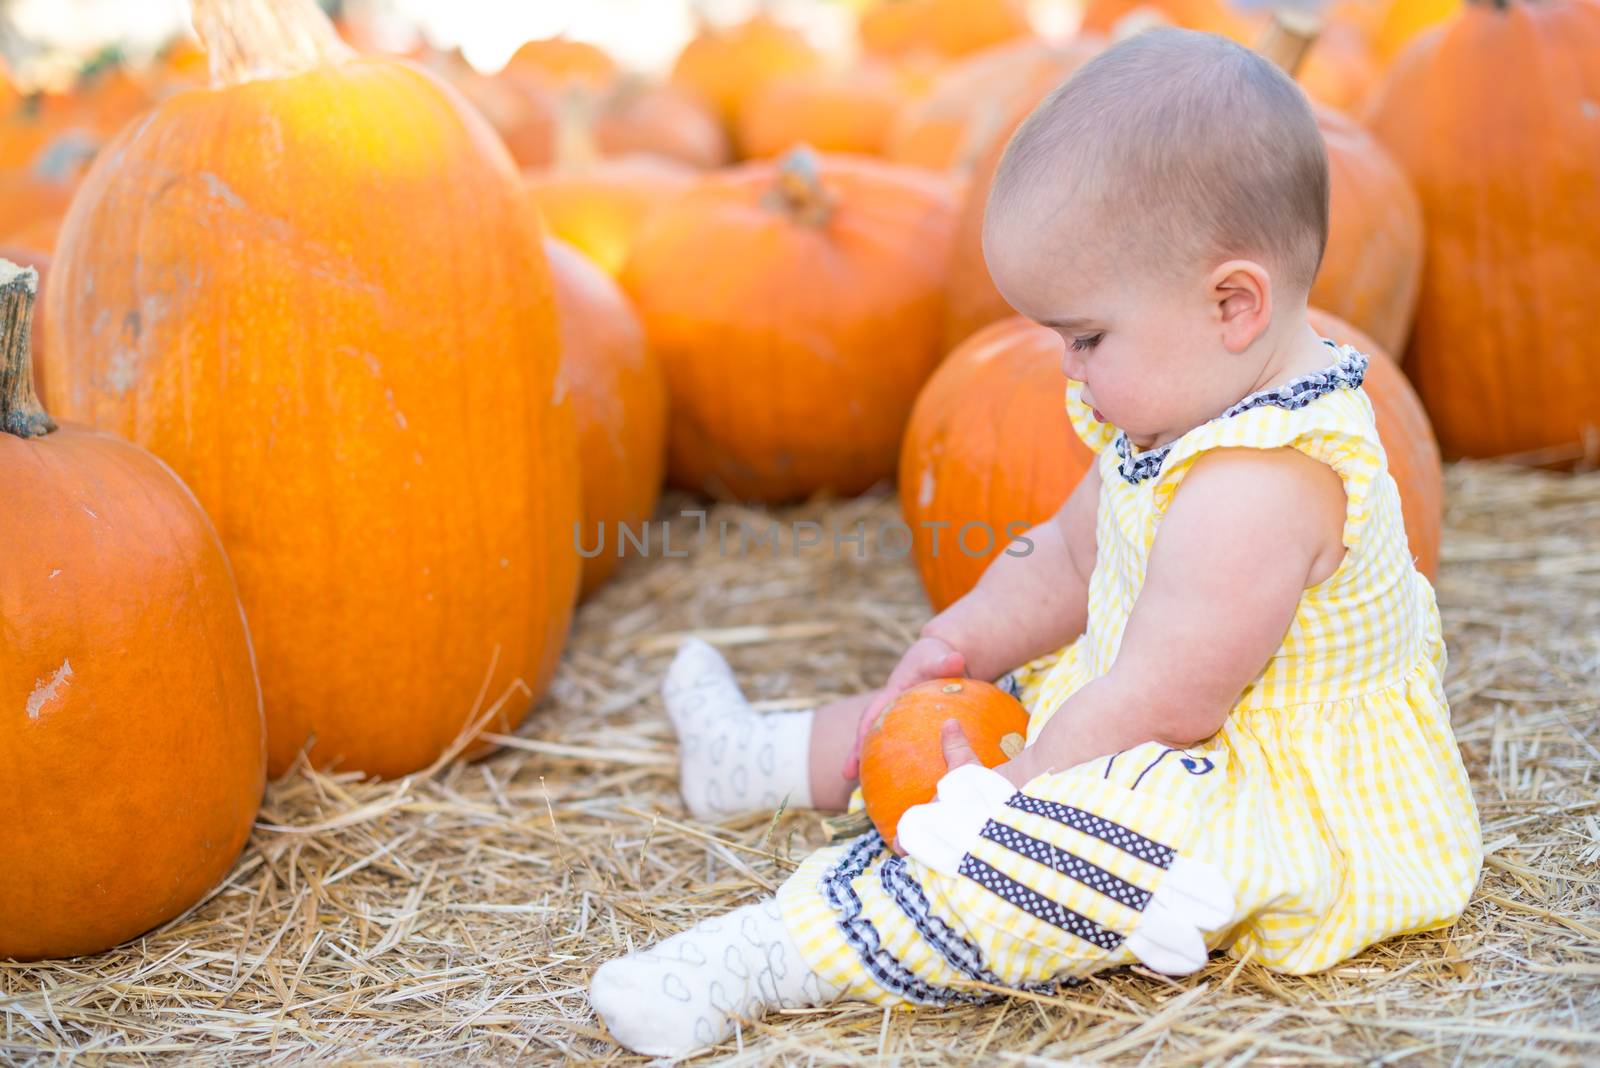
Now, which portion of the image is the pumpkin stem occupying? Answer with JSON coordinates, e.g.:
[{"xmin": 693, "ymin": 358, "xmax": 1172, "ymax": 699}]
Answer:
[
  {"xmin": 190, "ymin": 0, "xmax": 352, "ymax": 88},
  {"xmin": 553, "ymin": 87, "xmax": 602, "ymax": 169},
  {"xmin": 764, "ymin": 145, "xmax": 836, "ymax": 228},
  {"xmin": 1255, "ymin": 7, "xmax": 1323, "ymax": 79},
  {"xmin": 0, "ymin": 258, "xmax": 55, "ymax": 440}
]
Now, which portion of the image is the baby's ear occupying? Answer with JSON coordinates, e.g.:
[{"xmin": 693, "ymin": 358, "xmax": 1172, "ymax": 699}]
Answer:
[{"xmin": 1208, "ymin": 260, "xmax": 1272, "ymax": 354}]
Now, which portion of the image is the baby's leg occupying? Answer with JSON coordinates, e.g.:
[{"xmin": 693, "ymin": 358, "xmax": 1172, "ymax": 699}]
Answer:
[
  {"xmin": 589, "ymin": 896, "xmax": 843, "ymax": 1057},
  {"xmin": 663, "ymin": 638, "xmax": 872, "ymax": 818}
]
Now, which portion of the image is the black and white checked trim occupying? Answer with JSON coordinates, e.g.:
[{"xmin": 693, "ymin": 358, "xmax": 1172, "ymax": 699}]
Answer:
[
  {"xmin": 879, "ymin": 855, "xmax": 1057, "ymax": 997},
  {"xmin": 958, "ymin": 855, "xmax": 1124, "ymax": 952},
  {"xmin": 1112, "ymin": 343, "xmax": 1369, "ymax": 485},
  {"xmin": 978, "ymin": 822, "xmax": 1151, "ymax": 911},
  {"xmin": 1004, "ymin": 793, "xmax": 1177, "ymax": 869},
  {"xmin": 818, "ymin": 832, "xmax": 988, "ymax": 1005}
]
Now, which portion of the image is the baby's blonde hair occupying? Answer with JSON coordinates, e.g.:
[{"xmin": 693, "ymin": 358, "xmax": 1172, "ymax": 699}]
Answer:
[{"xmin": 989, "ymin": 28, "xmax": 1329, "ymax": 293}]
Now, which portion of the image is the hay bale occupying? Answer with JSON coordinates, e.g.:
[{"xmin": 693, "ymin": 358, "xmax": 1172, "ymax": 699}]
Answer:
[{"xmin": 3, "ymin": 466, "xmax": 1598, "ymax": 1063}]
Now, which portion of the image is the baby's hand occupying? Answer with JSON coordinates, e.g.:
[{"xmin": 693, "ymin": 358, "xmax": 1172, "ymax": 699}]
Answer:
[
  {"xmin": 890, "ymin": 719, "xmax": 1042, "ymax": 857},
  {"xmin": 841, "ymin": 636, "xmax": 967, "ymax": 780}
]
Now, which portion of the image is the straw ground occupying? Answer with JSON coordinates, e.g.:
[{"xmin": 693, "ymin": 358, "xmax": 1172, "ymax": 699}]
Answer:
[{"xmin": 3, "ymin": 462, "xmax": 1598, "ymax": 1064}]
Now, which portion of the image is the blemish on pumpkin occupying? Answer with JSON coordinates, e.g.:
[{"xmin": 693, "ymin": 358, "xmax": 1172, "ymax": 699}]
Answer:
[
  {"xmin": 47, "ymin": 569, "xmax": 61, "ymax": 579},
  {"xmin": 107, "ymin": 349, "xmax": 140, "ymax": 395},
  {"xmin": 918, "ymin": 468, "xmax": 935, "ymax": 508},
  {"xmin": 26, "ymin": 659, "xmax": 72, "ymax": 720},
  {"xmin": 199, "ymin": 171, "xmax": 249, "ymax": 211},
  {"xmin": 81, "ymin": 505, "xmax": 98, "ymax": 520},
  {"xmin": 941, "ymin": 682, "xmax": 963, "ymax": 693}
]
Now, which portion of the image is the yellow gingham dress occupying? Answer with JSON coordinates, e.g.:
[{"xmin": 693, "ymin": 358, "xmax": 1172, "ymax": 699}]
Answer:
[{"xmin": 777, "ymin": 343, "xmax": 1482, "ymax": 1004}]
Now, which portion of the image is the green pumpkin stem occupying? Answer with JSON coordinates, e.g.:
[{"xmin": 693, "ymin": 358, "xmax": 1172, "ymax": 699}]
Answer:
[
  {"xmin": 765, "ymin": 144, "xmax": 837, "ymax": 228},
  {"xmin": 0, "ymin": 259, "xmax": 54, "ymax": 440},
  {"xmin": 190, "ymin": 0, "xmax": 352, "ymax": 88}
]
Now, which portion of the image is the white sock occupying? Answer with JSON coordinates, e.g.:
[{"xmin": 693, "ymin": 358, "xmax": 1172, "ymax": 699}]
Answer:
[
  {"xmin": 662, "ymin": 638, "xmax": 814, "ymax": 820},
  {"xmin": 589, "ymin": 898, "xmax": 842, "ymax": 1056}
]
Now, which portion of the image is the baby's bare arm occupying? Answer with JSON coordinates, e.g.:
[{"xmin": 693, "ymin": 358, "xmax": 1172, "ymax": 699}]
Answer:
[
  {"xmin": 1005, "ymin": 447, "xmax": 1347, "ymax": 781},
  {"xmin": 841, "ymin": 464, "xmax": 1101, "ymax": 780},
  {"xmin": 922, "ymin": 462, "xmax": 1101, "ymax": 683}
]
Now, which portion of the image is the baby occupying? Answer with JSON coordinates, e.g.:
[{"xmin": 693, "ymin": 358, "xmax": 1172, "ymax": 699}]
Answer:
[{"xmin": 590, "ymin": 28, "xmax": 1482, "ymax": 1057}]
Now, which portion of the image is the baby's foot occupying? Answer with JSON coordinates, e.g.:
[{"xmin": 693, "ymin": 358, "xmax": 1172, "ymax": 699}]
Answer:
[
  {"xmin": 663, "ymin": 638, "xmax": 813, "ymax": 819},
  {"xmin": 589, "ymin": 898, "xmax": 842, "ymax": 1057}
]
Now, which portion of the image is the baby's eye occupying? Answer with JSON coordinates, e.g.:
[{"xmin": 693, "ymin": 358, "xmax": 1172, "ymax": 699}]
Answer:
[{"xmin": 1071, "ymin": 334, "xmax": 1104, "ymax": 353}]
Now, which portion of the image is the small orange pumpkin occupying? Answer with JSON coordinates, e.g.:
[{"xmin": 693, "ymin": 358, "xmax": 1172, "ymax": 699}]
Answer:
[{"xmin": 860, "ymin": 678, "xmax": 1029, "ymax": 846}]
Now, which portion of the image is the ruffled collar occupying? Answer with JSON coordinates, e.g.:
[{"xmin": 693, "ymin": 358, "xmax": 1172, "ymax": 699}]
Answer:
[{"xmin": 1111, "ymin": 341, "xmax": 1369, "ymax": 485}]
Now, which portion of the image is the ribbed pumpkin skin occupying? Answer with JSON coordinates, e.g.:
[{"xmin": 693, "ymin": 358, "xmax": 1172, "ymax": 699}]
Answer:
[
  {"xmin": 41, "ymin": 59, "xmax": 581, "ymax": 779},
  {"xmin": 0, "ymin": 420, "xmax": 264, "ymax": 960},
  {"xmin": 1368, "ymin": 0, "xmax": 1600, "ymax": 461},
  {"xmin": 901, "ymin": 313, "xmax": 1442, "ymax": 612},
  {"xmin": 860, "ymin": 678, "xmax": 1028, "ymax": 846},
  {"xmin": 547, "ymin": 238, "xmax": 667, "ymax": 598},
  {"xmin": 900, "ymin": 317, "xmax": 1093, "ymax": 611},
  {"xmin": 621, "ymin": 153, "xmax": 957, "ymax": 502},
  {"xmin": 1310, "ymin": 105, "xmax": 1423, "ymax": 356}
]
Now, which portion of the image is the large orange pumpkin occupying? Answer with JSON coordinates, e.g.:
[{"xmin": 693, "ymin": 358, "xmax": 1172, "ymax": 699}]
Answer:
[
  {"xmin": 669, "ymin": 14, "xmax": 824, "ymax": 139},
  {"xmin": 900, "ymin": 311, "xmax": 1442, "ymax": 612},
  {"xmin": 1307, "ymin": 308, "xmax": 1443, "ymax": 580},
  {"xmin": 1367, "ymin": 0, "xmax": 1600, "ymax": 461},
  {"xmin": 899, "ymin": 317, "xmax": 1095, "ymax": 610},
  {"xmin": 884, "ymin": 36, "xmax": 1102, "ymax": 173},
  {"xmin": 1, "ymin": 259, "xmax": 265, "ymax": 961},
  {"xmin": 621, "ymin": 147, "xmax": 957, "ymax": 501},
  {"xmin": 737, "ymin": 65, "xmax": 909, "ymax": 160},
  {"xmin": 1309, "ymin": 106, "xmax": 1423, "ymax": 356},
  {"xmin": 524, "ymin": 155, "xmax": 697, "ymax": 277},
  {"xmin": 1373, "ymin": 0, "xmax": 1461, "ymax": 60},
  {"xmin": 860, "ymin": 678, "xmax": 1028, "ymax": 845},
  {"xmin": 859, "ymin": 0, "xmax": 1035, "ymax": 60},
  {"xmin": 943, "ymin": 96, "xmax": 1423, "ymax": 356},
  {"xmin": 547, "ymin": 237, "xmax": 667, "ymax": 598},
  {"xmin": 41, "ymin": 0, "xmax": 581, "ymax": 779}
]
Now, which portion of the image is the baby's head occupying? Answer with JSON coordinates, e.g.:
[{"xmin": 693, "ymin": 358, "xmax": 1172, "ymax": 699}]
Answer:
[{"xmin": 984, "ymin": 29, "xmax": 1328, "ymax": 446}]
